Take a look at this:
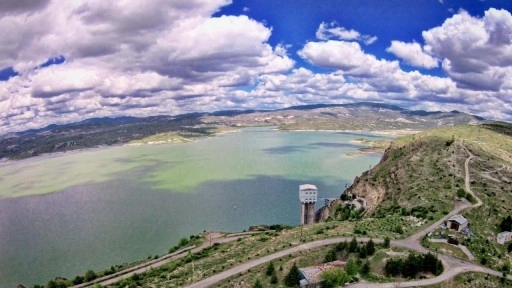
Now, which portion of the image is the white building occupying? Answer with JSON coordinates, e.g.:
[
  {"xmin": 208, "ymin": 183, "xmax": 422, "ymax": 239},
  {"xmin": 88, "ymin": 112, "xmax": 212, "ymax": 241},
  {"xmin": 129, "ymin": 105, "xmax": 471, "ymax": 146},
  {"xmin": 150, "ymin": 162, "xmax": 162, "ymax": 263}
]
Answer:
[
  {"xmin": 299, "ymin": 184, "xmax": 317, "ymax": 225},
  {"xmin": 497, "ymin": 231, "xmax": 512, "ymax": 245}
]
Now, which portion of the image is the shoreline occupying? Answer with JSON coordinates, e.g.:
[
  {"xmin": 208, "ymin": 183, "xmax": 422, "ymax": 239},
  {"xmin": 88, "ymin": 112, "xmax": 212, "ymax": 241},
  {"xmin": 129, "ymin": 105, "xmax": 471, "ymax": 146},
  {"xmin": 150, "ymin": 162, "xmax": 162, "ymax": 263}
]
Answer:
[
  {"xmin": 279, "ymin": 128, "xmax": 420, "ymax": 137},
  {"xmin": 0, "ymin": 127, "xmax": 416, "ymax": 166}
]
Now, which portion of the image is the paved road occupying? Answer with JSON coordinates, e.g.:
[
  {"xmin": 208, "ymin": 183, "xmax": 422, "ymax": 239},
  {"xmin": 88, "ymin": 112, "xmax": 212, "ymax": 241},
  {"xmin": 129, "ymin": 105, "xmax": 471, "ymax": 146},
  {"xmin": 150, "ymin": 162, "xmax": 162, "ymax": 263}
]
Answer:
[
  {"xmin": 186, "ymin": 141, "xmax": 512, "ymax": 287},
  {"xmin": 74, "ymin": 233, "xmax": 255, "ymax": 287},
  {"xmin": 186, "ymin": 237, "xmax": 380, "ymax": 288}
]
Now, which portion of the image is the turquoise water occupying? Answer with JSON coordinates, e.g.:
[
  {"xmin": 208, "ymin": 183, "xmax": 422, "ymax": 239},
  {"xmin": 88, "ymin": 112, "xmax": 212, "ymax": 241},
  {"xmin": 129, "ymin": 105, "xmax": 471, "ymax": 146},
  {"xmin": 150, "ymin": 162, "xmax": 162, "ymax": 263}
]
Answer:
[{"xmin": 0, "ymin": 128, "xmax": 387, "ymax": 287}]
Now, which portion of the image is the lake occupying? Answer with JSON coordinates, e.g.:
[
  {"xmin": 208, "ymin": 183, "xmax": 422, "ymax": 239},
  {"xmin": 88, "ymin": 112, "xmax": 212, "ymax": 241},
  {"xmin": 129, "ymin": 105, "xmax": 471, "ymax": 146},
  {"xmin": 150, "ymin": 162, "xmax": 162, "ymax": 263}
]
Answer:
[{"xmin": 0, "ymin": 128, "xmax": 387, "ymax": 287}]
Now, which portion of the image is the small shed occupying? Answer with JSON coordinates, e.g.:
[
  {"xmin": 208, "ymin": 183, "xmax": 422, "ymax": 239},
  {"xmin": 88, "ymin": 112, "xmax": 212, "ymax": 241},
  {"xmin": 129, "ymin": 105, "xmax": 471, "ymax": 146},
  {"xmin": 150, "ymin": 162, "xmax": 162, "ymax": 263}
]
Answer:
[
  {"xmin": 446, "ymin": 214, "xmax": 468, "ymax": 232},
  {"xmin": 497, "ymin": 231, "xmax": 512, "ymax": 245}
]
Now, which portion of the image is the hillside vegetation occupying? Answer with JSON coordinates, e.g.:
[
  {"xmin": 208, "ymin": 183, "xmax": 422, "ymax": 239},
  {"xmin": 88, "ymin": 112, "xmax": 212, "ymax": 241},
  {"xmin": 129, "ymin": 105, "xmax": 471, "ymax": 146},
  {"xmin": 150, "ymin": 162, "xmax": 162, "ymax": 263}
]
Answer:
[{"xmin": 337, "ymin": 123, "xmax": 512, "ymax": 270}]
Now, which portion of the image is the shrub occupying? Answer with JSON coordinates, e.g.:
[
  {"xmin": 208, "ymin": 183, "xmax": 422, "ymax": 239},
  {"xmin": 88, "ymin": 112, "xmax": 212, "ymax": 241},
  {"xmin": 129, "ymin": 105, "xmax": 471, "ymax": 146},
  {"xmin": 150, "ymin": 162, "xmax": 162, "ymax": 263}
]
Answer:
[
  {"xmin": 321, "ymin": 268, "xmax": 350, "ymax": 288},
  {"xmin": 84, "ymin": 270, "xmax": 97, "ymax": 282}
]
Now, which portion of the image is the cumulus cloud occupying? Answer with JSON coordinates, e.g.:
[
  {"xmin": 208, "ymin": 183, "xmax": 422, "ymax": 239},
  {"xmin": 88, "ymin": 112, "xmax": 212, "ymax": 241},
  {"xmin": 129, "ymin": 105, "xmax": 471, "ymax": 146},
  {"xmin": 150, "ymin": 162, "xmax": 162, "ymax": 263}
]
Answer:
[
  {"xmin": 0, "ymin": 0, "xmax": 51, "ymax": 15},
  {"xmin": 298, "ymin": 40, "xmax": 399, "ymax": 77},
  {"xmin": 1, "ymin": 3, "xmax": 512, "ymax": 134},
  {"xmin": 386, "ymin": 41, "xmax": 439, "ymax": 69},
  {"xmin": 316, "ymin": 22, "xmax": 377, "ymax": 45},
  {"xmin": 423, "ymin": 8, "xmax": 512, "ymax": 91},
  {"xmin": 0, "ymin": 0, "xmax": 295, "ymax": 134}
]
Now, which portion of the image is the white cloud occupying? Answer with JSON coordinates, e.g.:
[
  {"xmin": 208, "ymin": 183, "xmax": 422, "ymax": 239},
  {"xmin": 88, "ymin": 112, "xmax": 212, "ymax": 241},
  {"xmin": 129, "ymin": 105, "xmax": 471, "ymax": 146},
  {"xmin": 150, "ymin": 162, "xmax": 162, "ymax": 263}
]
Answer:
[
  {"xmin": 1, "ymin": 3, "xmax": 512, "ymax": 134},
  {"xmin": 0, "ymin": 0, "xmax": 296, "ymax": 134},
  {"xmin": 298, "ymin": 40, "xmax": 399, "ymax": 77},
  {"xmin": 315, "ymin": 22, "xmax": 377, "ymax": 45},
  {"xmin": 386, "ymin": 41, "xmax": 438, "ymax": 69},
  {"xmin": 423, "ymin": 8, "xmax": 512, "ymax": 91}
]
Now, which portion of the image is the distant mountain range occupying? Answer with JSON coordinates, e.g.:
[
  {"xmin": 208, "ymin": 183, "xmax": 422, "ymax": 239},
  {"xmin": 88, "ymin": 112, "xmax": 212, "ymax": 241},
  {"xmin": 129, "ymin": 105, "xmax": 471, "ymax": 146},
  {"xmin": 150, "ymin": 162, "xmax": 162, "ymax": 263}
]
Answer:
[{"xmin": 0, "ymin": 102, "xmax": 486, "ymax": 160}]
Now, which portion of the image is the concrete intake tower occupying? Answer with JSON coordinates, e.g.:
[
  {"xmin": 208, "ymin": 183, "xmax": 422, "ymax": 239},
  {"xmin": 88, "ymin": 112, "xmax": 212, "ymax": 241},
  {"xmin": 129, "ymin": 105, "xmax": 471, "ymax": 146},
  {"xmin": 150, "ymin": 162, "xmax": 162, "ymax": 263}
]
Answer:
[{"xmin": 299, "ymin": 184, "xmax": 317, "ymax": 225}]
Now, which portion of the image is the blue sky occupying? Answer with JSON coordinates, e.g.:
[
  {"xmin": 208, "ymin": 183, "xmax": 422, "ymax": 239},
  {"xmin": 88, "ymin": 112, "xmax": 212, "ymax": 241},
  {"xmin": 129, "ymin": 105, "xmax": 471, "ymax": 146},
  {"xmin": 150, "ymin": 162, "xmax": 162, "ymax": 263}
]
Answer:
[{"xmin": 0, "ymin": 0, "xmax": 511, "ymax": 134}]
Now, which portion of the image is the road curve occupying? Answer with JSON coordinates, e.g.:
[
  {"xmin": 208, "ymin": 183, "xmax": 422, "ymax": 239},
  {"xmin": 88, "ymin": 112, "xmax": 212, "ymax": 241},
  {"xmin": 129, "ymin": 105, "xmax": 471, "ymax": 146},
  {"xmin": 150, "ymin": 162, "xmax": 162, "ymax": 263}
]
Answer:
[
  {"xmin": 186, "ymin": 141, "xmax": 510, "ymax": 287},
  {"xmin": 186, "ymin": 237, "xmax": 379, "ymax": 288}
]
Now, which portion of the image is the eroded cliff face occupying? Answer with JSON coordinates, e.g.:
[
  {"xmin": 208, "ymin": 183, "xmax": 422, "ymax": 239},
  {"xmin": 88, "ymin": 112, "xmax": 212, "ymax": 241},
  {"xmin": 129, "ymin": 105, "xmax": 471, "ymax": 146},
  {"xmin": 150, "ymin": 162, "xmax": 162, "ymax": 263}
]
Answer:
[
  {"xmin": 343, "ymin": 130, "xmax": 468, "ymax": 218},
  {"xmin": 347, "ymin": 177, "xmax": 386, "ymax": 214},
  {"xmin": 345, "ymin": 147, "xmax": 391, "ymax": 214}
]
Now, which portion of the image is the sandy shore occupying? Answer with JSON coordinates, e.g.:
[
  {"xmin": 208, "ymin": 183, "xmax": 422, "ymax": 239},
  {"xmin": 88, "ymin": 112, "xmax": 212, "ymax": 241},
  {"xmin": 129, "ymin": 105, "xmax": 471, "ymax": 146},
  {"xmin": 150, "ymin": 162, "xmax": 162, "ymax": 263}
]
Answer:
[{"xmin": 281, "ymin": 128, "xmax": 420, "ymax": 137}]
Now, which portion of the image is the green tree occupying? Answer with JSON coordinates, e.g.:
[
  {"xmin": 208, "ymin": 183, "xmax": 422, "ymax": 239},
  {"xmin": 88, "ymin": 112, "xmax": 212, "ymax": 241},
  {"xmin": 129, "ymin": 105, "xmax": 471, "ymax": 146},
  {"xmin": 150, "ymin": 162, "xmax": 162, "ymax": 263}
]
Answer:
[
  {"xmin": 508, "ymin": 242, "xmax": 512, "ymax": 253},
  {"xmin": 46, "ymin": 281, "xmax": 66, "ymax": 288},
  {"xmin": 84, "ymin": 270, "xmax": 97, "ymax": 282},
  {"xmin": 480, "ymin": 257, "xmax": 488, "ymax": 265},
  {"xmin": 346, "ymin": 258, "xmax": 358, "ymax": 276},
  {"xmin": 361, "ymin": 261, "xmax": 370, "ymax": 275},
  {"xmin": 349, "ymin": 237, "xmax": 358, "ymax": 253},
  {"xmin": 266, "ymin": 261, "xmax": 275, "ymax": 276},
  {"xmin": 179, "ymin": 237, "xmax": 189, "ymax": 246},
  {"xmin": 358, "ymin": 245, "xmax": 367, "ymax": 258},
  {"xmin": 366, "ymin": 239, "xmax": 375, "ymax": 256},
  {"xmin": 335, "ymin": 241, "xmax": 347, "ymax": 252},
  {"xmin": 324, "ymin": 249, "xmax": 337, "ymax": 262},
  {"xmin": 456, "ymin": 188, "xmax": 466, "ymax": 198},
  {"xmin": 384, "ymin": 236, "xmax": 390, "ymax": 248},
  {"xmin": 402, "ymin": 254, "xmax": 419, "ymax": 278},
  {"xmin": 271, "ymin": 271, "xmax": 279, "ymax": 284},
  {"xmin": 284, "ymin": 263, "xmax": 301, "ymax": 287},
  {"xmin": 253, "ymin": 278, "xmax": 263, "ymax": 288},
  {"xmin": 321, "ymin": 268, "xmax": 350, "ymax": 288},
  {"xmin": 385, "ymin": 259, "xmax": 403, "ymax": 277},
  {"xmin": 500, "ymin": 216, "xmax": 512, "ymax": 232},
  {"xmin": 72, "ymin": 275, "xmax": 84, "ymax": 285}
]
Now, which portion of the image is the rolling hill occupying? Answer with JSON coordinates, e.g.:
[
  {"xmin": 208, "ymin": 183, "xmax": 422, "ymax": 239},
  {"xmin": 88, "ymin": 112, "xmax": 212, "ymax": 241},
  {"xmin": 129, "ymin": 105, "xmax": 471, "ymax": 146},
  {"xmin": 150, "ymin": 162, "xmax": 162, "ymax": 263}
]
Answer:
[{"xmin": 0, "ymin": 102, "xmax": 484, "ymax": 160}]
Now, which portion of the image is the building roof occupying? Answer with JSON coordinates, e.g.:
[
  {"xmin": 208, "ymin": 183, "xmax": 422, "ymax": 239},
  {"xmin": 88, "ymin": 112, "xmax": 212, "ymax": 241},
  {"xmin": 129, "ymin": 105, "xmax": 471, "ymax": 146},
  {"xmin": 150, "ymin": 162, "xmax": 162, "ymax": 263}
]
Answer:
[
  {"xmin": 497, "ymin": 231, "xmax": 512, "ymax": 238},
  {"xmin": 448, "ymin": 214, "xmax": 468, "ymax": 225},
  {"xmin": 299, "ymin": 184, "xmax": 317, "ymax": 191}
]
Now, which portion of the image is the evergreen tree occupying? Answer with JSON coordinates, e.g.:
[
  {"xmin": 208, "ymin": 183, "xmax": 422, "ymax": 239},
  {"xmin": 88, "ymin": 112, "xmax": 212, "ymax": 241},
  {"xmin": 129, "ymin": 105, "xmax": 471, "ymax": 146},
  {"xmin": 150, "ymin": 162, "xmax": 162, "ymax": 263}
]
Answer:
[
  {"xmin": 358, "ymin": 245, "xmax": 367, "ymax": 258},
  {"xmin": 324, "ymin": 249, "xmax": 337, "ymax": 262},
  {"xmin": 349, "ymin": 237, "xmax": 358, "ymax": 253},
  {"xmin": 270, "ymin": 271, "xmax": 279, "ymax": 284},
  {"xmin": 384, "ymin": 258, "xmax": 403, "ymax": 277},
  {"xmin": 346, "ymin": 258, "xmax": 358, "ymax": 276},
  {"xmin": 500, "ymin": 216, "xmax": 512, "ymax": 232},
  {"xmin": 361, "ymin": 261, "xmax": 371, "ymax": 275},
  {"xmin": 266, "ymin": 261, "xmax": 275, "ymax": 276},
  {"xmin": 335, "ymin": 241, "xmax": 347, "ymax": 252},
  {"xmin": 383, "ymin": 236, "xmax": 390, "ymax": 248},
  {"xmin": 366, "ymin": 239, "xmax": 375, "ymax": 256},
  {"xmin": 253, "ymin": 278, "xmax": 263, "ymax": 288},
  {"xmin": 284, "ymin": 263, "xmax": 301, "ymax": 287}
]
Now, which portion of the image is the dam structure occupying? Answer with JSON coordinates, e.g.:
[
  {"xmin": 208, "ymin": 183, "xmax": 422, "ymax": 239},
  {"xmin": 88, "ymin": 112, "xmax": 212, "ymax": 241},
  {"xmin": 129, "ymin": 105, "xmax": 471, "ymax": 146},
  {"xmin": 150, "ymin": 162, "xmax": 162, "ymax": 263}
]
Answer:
[{"xmin": 299, "ymin": 184, "xmax": 318, "ymax": 225}]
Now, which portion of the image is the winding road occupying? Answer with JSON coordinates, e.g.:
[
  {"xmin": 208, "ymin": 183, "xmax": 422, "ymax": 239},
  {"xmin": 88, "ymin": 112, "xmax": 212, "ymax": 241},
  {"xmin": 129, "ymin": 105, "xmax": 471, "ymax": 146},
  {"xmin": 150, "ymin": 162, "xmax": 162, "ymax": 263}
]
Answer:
[{"xmin": 185, "ymin": 142, "xmax": 511, "ymax": 287}]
